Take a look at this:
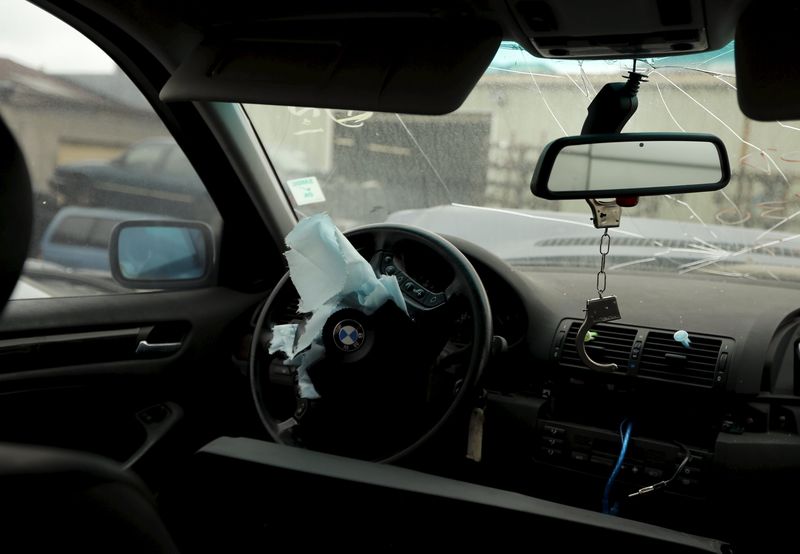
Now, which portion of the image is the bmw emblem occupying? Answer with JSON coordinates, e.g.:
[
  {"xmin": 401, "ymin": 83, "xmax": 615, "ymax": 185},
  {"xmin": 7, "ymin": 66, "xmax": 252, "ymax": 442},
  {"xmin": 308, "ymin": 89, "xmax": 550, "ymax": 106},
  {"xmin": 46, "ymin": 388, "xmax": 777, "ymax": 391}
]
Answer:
[{"xmin": 332, "ymin": 320, "xmax": 366, "ymax": 352}]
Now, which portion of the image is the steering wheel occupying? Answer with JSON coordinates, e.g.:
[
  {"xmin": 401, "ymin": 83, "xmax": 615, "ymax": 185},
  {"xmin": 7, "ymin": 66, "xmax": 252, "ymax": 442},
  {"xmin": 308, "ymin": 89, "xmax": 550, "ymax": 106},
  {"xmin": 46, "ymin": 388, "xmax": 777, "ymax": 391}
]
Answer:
[{"xmin": 250, "ymin": 224, "xmax": 492, "ymax": 462}]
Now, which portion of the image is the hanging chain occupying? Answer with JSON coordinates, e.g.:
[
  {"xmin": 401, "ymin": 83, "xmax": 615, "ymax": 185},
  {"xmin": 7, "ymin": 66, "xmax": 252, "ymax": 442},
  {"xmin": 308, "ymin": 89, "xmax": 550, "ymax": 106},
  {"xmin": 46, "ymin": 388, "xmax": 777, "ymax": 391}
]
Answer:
[{"xmin": 596, "ymin": 228, "xmax": 611, "ymax": 297}]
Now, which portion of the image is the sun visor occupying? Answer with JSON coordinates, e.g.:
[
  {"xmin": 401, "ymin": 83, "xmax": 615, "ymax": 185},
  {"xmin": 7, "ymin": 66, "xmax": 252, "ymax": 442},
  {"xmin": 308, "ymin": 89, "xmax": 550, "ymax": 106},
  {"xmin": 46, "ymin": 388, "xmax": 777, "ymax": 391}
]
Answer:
[
  {"xmin": 735, "ymin": 1, "xmax": 800, "ymax": 121},
  {"xmin": 160, "ymin": 19, "xmax": 501, "ymax": 115}
]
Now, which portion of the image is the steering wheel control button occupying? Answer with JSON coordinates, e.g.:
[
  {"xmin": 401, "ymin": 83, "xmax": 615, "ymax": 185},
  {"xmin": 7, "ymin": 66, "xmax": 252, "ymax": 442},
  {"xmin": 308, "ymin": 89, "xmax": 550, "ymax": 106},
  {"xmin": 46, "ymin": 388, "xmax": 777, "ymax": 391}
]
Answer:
[
  {"xmin": 395, "ymin": 275, "xmax": 443, "ymax": 307},
  {"xmin": 332, "ymin": 320, "xmax": 366, "ymax": 353},
  {"xmin": 425, "ymin": 293, "xmax": 444, "ymax": 307}
]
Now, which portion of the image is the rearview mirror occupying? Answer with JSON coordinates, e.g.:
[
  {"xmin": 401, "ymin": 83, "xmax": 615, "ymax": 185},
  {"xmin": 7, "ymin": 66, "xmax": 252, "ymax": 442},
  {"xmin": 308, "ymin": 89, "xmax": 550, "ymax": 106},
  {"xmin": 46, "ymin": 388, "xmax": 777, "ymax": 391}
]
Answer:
[
  {"xmin": 531, "ymin": 133, "xmax": 730, "ymax": 199},
  {"xmin": 110, "ymin": 220, "xmax": 214, "ymax": 289}
]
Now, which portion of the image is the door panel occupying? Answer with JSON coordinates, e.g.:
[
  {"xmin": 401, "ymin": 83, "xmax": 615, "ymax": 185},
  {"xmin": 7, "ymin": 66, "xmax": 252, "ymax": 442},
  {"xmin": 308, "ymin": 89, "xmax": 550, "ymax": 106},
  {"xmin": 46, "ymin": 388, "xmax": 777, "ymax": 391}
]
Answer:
[{"xmin": 0, "ymin": 287, "xmax": 264, "ymax": 470}]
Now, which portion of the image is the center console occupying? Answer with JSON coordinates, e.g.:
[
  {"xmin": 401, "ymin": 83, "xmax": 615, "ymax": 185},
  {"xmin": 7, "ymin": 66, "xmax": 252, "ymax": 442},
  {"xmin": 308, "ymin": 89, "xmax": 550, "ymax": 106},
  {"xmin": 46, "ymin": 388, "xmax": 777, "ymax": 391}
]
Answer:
[{"xmin": 534, "ymin": 419, "xmax": 712, "ymax": 497}]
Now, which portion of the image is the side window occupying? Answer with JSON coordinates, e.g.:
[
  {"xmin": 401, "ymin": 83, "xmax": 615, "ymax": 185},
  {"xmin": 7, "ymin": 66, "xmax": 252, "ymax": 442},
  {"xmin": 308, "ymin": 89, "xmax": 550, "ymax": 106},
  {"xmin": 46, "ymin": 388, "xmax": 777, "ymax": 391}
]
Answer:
[{"xmin": 1, "ymin": 0, "xmax": 221, "ymax": 299}]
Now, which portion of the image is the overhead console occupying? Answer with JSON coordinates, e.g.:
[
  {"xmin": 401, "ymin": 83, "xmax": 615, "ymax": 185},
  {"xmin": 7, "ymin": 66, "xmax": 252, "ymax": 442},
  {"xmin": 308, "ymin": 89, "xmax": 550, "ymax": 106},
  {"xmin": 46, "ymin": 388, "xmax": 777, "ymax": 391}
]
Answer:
[{"xmin": 507, "ymin": 0, "xmax": 746, "ymax": 59}]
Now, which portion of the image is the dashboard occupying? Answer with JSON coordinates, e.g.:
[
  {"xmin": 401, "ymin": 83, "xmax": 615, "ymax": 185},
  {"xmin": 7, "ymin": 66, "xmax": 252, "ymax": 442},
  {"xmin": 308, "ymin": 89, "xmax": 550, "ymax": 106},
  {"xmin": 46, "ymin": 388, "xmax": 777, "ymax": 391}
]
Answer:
[
  {"xmin": 245, "ymin": 230, "xmax": 800, "ymax": 549},
  {"xmin": 439, "ymin": 235, "xmax": 800, "ymax": 546}
]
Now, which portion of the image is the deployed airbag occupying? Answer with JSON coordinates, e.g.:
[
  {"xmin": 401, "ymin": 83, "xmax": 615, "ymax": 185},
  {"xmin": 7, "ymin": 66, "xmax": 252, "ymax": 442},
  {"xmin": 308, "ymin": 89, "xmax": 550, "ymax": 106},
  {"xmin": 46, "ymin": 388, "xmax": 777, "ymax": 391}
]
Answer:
[{"xmin": 270, "ymin": 214, "xmax": 407, "ymax": 398}]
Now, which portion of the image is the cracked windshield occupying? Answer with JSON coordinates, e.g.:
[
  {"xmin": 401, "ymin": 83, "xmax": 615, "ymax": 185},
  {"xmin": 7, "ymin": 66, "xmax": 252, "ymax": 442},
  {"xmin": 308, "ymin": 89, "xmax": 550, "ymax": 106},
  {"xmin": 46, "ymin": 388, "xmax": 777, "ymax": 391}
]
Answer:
[{"xmin": 247, "ymin": 42, "xmax": 800, "ymax": 284}]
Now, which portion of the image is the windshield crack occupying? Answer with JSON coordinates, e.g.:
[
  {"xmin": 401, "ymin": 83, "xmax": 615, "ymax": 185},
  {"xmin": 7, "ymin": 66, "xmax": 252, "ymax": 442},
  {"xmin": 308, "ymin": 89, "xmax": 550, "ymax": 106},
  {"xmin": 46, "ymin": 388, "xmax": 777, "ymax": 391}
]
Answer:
[
  {"xmin": 650, "ymin": 67, "xmax": 790, "ymax": 186},
  {"xmin": 393, "ymin": 113, "xmax": 454, "ymax": 201},
  {"xmin": 518, "ymin": 51, "xmax": 568, "ymax": 136}
]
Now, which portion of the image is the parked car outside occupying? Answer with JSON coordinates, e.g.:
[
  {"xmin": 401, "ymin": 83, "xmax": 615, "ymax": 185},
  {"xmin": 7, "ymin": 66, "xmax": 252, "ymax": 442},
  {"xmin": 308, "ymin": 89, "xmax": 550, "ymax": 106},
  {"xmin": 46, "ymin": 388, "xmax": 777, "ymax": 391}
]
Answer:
[
  {"xmin": 48, "ymin": 138, "xmax": 218, "ymax": 222},
  {"xmin": 39, "ymin": 206, "xmax": 165, "ymax": 272}
]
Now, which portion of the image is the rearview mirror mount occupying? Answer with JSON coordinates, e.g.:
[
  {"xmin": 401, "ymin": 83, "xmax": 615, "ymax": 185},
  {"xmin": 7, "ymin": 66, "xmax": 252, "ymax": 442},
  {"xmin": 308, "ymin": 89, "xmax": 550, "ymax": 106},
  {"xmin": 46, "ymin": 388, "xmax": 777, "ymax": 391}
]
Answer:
[{"xmin": 531, "ymin": 133, "xmax": 730, "ymax": 200}]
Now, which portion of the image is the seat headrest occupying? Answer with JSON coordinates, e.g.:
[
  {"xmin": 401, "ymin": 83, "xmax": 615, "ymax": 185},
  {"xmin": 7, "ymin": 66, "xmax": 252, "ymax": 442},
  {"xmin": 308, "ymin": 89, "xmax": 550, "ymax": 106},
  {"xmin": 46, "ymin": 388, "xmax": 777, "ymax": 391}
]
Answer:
[{"xmin": 0, "ymin": 117, "xmax": 33, "ymax": 313}]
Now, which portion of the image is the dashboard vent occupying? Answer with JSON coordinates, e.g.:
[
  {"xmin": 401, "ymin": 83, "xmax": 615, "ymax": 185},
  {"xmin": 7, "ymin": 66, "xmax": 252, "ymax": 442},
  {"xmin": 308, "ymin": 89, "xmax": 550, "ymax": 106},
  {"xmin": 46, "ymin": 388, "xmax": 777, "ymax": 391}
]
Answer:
[
  {"xmin": 638, "ymin": 331, "xmax": 721, "ymax": 387},
  {"xmin": 559, "ymin": 322, "xmax": 637, "ymax": 369}
]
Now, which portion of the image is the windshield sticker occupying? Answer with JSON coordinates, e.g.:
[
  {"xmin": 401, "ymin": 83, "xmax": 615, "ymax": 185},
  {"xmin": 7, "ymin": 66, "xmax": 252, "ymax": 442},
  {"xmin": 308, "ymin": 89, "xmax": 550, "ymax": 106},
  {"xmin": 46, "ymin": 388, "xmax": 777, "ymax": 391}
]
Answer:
[
  {"xmin": 329, "ymin": 110, "xmax": 374, "ymax": 128},
  {"xmin": 287, "ymin": 176, "xmax": 326, "ymax": 206},
  {"xmin": 287, "ymin": 107, "xmax": 374, "ymax": 135}
]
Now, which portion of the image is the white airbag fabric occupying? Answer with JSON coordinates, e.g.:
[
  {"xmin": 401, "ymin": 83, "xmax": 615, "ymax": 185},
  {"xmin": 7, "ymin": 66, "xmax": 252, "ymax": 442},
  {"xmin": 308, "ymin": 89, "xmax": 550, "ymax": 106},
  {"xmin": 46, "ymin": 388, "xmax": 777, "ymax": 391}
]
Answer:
[{"xmin": 269, "ymin": 214, "xmax": 407, "ymax": 398}]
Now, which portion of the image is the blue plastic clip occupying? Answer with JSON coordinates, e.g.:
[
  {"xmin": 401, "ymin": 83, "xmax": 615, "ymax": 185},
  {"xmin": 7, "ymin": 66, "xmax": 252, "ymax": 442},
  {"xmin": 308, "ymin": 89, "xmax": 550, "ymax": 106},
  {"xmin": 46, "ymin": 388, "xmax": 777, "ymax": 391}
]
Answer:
[{"xmin": 673, "ymin": 329, "xmax": 691, "ymax": 349}]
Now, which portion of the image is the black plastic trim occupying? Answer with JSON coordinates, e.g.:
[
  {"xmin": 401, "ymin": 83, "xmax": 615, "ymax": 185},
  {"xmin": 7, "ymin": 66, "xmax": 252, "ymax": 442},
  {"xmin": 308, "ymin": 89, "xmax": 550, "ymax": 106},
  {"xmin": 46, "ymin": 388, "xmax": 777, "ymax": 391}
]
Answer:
[{"xmin": 186, "ymin": 437, "xmax": 726, "ymax": 552}]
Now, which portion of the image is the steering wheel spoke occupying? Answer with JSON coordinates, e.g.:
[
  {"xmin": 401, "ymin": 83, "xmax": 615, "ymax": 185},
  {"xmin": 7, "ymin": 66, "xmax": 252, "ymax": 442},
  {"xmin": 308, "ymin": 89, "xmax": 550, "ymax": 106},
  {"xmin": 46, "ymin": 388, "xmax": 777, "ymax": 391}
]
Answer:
[{"xmin": 445, "ymin": 278, "xmax": 464, "ymax": 301}]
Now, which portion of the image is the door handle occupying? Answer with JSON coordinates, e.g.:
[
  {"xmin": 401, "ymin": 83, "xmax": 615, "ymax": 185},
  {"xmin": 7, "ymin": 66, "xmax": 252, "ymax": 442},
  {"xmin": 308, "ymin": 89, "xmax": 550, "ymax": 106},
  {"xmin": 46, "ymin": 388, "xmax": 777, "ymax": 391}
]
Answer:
[{"xmin": 136, "ymin": 340, "xmax": 182, "ymax": 354}]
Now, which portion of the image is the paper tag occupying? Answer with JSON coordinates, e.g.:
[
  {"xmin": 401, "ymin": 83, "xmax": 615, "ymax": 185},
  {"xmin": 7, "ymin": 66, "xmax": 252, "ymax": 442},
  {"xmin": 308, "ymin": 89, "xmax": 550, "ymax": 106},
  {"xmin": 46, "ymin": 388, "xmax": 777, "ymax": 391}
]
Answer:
[
  {"xmin": 466, "ymin": 407, "xmax": 485, "ymax": 462},
  {"xmin": 287, "ymin": 176, "xmax": 326, "ymax": 206}
]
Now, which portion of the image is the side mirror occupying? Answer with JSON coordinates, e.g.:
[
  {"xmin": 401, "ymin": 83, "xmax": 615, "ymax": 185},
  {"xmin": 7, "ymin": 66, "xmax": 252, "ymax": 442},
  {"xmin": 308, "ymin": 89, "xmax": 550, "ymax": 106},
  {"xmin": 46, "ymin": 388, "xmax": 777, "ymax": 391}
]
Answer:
[
  {"xmin": 531, "ymin": 133, "xmax": 730, "ymax": 199},
  {"xmin": 110, "ymin": 220, "xmax": 214, "ymax": 289}
]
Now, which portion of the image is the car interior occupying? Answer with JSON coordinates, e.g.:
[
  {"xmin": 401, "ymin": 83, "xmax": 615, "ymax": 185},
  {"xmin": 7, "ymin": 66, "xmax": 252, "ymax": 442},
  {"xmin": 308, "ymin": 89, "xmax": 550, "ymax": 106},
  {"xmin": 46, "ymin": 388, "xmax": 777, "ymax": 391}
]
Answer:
[{"xmin": 1, "ymin": 0, "xmax": 799, "ymax": 552}]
